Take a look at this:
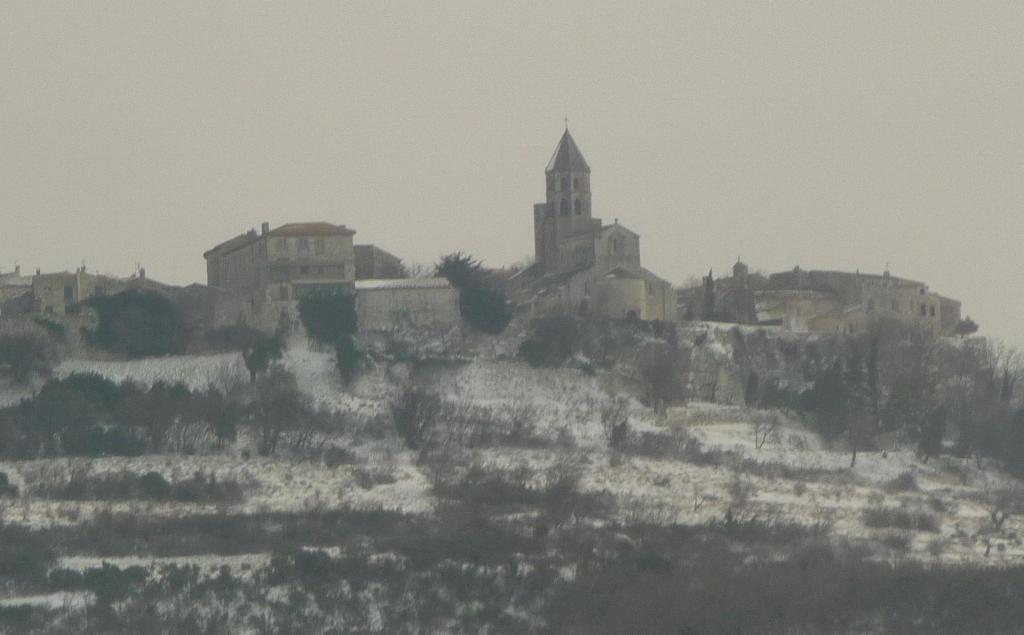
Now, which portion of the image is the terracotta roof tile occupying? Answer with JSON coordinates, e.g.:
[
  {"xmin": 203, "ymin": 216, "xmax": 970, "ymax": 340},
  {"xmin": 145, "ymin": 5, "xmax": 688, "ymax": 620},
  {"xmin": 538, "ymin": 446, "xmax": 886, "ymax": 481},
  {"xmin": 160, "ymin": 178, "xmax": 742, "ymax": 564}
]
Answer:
[{"xmin": 268, "ymin": 223, "xmax": 354, "ymax": 237}]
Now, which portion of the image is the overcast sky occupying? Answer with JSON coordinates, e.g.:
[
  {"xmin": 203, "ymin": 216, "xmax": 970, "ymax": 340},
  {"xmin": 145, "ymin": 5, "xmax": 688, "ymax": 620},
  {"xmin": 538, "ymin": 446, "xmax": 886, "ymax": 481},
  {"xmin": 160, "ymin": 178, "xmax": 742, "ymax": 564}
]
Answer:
[{"xmin": 2, "ymin": 2, "xmax": 1021, "ymax": 344}]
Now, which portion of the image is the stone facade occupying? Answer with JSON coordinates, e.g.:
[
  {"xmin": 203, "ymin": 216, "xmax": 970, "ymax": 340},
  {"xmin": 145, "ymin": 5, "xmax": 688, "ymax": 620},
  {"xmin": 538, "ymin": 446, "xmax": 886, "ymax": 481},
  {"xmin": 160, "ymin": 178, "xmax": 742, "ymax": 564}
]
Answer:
[
  {"xmin": 678, "ymin": 264, "xmax": 963, "ymax": 337},
  {"xmin": 761, "ymin": 268, "xmax": 959, "ymax": 335},
  {"xmin": 204, "ymin": 222, "xmax": 356, "ymax": 314},
  {"xmin": 355, "ymin": 278, "xmax": 460, "ymax": 332},
  {"xmin": 677, "ymin": 260, "xmax": 763, "ymax": 323},
  {"xmin": 354, "ymin": 245, "xmax": 405, "ymax": 280},
  {"xmin": 31, "ymin": 269, "xmax": 104, "ymax": 315},
  {"xmin": 0, "ymin": 266, "xmax": 32, "ymax": 317},
  {"xmin": 526, "ymin": 129, "xmax": 673, "ymax": 322}
]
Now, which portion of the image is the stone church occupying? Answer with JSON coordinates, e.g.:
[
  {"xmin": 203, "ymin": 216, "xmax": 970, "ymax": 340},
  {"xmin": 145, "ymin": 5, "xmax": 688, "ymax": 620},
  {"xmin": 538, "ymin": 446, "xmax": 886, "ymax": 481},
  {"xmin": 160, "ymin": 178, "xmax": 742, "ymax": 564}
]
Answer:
[{"xmin": 522, "ymin": 129, "xmax": 673, "ymax": 321}]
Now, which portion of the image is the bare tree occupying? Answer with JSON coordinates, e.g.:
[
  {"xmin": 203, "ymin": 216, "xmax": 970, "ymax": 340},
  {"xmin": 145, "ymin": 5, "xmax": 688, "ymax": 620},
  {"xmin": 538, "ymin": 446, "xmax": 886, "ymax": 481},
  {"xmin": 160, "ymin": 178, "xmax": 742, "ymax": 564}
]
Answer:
[
  {"xmin": 753, "ymin": 412, "xmax": 780, "ymax": 450},
  {"xmin": 601, "ymin": 396, "xmax": 631, "ymax": 450}
]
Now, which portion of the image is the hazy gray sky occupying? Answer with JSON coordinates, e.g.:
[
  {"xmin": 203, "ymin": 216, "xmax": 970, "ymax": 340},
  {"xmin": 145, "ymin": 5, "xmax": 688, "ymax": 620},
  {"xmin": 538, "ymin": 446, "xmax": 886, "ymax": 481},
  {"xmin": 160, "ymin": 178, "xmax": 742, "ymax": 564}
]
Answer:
[{"xmin": 2, "ymin": 2, "xmax": 1022, "ymax": 344}]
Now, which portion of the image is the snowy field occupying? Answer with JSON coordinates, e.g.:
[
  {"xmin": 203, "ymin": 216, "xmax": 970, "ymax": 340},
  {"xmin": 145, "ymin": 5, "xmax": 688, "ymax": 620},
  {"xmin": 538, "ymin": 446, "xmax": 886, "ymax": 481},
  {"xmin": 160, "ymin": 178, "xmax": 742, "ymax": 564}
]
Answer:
[{"xmin": 2, "ymin": 344, "xmax": 1023, "ymax": 613}]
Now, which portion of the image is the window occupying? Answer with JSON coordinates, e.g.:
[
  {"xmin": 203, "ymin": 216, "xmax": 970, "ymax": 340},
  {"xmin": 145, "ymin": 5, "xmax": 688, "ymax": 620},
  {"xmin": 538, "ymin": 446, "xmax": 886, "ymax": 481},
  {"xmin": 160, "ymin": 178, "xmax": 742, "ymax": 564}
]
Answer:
[
  {"xmin": 868, "ymin": 299, "xmax": 875, "ymax": 312},
  {"xmin": 574, "ymin": 199, "xmax": 582, "ymax": 215},
  {"xmin": 920, "ymin": 304, "xmax": 927, "ymax": 316},
  {"xmin": 929, "ymin": 306, "xmax": 936, "ymax": 317},
  {"xmin": 560, "ymin": 177, "xmax": 567, "ymax": 191},
  {"xmin": 299, "ymin": 266, "xmax": 310, "ymax": 274},
  {"xmin": 298, "ymin": 238, "xmax": 309, "ymax": 252},
  {"xmin": 63, "ymin": 286, "xmax": 74, "ymax": 302},
  {"xmin": 612, "ymin": 238, "xmax": 619, "ymax": 253},
  {"xmin": 315, "ymin": 238, "xmax": 325, "ymax": 254},
  {"xmin": 560, "ymin": 198, "xmax": 569, "ymax": 215},
  {"xmin": 276, "ymin": 238, "xmax": 287, "ymax": 251},
  {"xmin": 573, "ymin": 177, "xmax": 579, "ymax": 190}
]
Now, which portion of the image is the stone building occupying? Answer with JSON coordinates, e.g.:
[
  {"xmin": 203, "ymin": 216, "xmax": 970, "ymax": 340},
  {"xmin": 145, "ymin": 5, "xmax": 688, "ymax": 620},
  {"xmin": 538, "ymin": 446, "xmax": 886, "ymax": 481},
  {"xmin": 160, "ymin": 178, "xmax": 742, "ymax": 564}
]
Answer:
[
  {"xmin": 760, "ymin": 268, "xmax": 961, "ymax": 335},
  {"xmin": 354, "ymin": 245, "xmax": 405, "ymax": 280},
  {"xmin": 678, "ymin": 264, "xmax": 963, "ymax": 336},
  {"xmin": 31, "ymin": 268, "xmax": 105, "ymax": 315},
  {"xmin": 521, "ymin": 129, "xmax": 674, "ymax": 321},
  {"xmin": 355, "ymin": 278, "xmax": 460, "ymax": 332},
  {"xmin": 677, "ymin": 259, "xmax": 764, "ymax": 323},
  {"xmin": 0, "ymin": 266, "xmax": 32, "ymax": 317},
  {"xmin": 203, "ymin": 222, "xmax": 356, "ymax": 310}
]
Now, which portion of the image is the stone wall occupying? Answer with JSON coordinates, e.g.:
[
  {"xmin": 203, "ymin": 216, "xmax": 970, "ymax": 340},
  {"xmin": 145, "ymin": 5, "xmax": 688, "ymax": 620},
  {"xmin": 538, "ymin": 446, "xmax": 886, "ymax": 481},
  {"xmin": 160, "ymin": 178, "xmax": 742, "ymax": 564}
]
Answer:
[{"xmin": 355, "ymin": 279, "xmax": 460, "ymax": 331}]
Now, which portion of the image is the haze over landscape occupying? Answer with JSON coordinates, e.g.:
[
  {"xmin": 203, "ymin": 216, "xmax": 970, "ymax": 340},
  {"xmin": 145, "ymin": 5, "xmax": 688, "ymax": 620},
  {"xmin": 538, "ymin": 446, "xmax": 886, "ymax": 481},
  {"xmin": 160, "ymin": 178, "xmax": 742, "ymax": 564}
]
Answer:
[{"xmin": 2, "ymin": 2, "xmax": 1021, "ymax": 344}]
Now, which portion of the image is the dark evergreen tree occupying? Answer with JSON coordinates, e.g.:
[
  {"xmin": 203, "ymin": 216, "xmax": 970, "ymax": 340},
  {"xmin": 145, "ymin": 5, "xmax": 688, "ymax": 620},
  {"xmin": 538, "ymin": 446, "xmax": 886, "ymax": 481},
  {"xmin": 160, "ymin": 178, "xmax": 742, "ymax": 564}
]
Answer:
[
  {"xmin": 744, "ymin": 370, "xmax": 760, "ymax": 408},
  {"xmin": 242, "ymin": 330, "xmax": 286, "ymax": 383},
  {"xmin": 297, "ymin": 290, "xmax": 361, "ymax": 383},
  {"xmin": 812, "ymin": 360, "xmax": 848, "ymax": 440},
  {"xmin": 700, "ymin": 269, "xmax": 715, "ymax": 321},
  {"xmin": 917, "ymin": 406, "xmax": 946, "ymax": 463},
  {"xmin": 436, "ymin": 252, "xmax": 512, "ymax": 334},
  {"xmin": 83, "ymin": 290, "xmax": 188, "ymax": 358}
]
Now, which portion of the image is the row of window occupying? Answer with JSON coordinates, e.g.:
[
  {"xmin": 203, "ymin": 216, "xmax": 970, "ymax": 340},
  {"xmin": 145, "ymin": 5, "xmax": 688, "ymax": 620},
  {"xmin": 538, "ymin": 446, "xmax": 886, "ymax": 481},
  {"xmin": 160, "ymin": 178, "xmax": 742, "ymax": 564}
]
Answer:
[
  {"xmin": 557, "ymin": 198, "xmax": 588, "ymax": 216},
  {"xmin": 866, "ymin": 298, "xmax": 937, "ymax": 317},
  {"xmin": 269, "ymin": 264, "xmax": 346, "ymax": 281},
  {"xmin": 275, "ymin": 237, "xmax": 328, "ymax": 254},
  {"xmin": 557, "ymin": 177, "xmax": 583, "ymax": 191}
]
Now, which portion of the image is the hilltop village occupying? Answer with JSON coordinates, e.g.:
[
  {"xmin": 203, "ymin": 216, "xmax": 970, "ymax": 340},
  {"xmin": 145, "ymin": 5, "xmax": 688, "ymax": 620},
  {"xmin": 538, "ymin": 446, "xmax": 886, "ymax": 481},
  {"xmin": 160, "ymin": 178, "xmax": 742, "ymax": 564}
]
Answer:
[
  {"xmin": 0, "ymin": 129, "xmax": 966, "ymax": 339},
  {"xmin": 2, "ymin": 130, "xmax": 1022, "ymax": 635}
]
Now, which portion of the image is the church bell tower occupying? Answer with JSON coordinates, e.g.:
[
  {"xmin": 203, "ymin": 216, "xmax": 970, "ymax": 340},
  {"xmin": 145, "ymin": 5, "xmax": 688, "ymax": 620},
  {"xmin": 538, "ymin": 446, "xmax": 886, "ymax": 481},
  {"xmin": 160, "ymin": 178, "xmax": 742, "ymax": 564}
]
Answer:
[{"xmin": 534, "ymin": 127, "xmax": 597, "ymax": 274}]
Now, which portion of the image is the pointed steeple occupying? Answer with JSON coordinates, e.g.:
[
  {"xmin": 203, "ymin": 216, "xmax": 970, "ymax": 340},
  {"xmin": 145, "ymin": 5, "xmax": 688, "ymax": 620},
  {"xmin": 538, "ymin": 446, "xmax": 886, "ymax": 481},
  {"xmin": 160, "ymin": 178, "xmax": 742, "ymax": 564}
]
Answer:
[{"xmin": 545, "ymin": 128, "xmax": 590, "ymax": 173}]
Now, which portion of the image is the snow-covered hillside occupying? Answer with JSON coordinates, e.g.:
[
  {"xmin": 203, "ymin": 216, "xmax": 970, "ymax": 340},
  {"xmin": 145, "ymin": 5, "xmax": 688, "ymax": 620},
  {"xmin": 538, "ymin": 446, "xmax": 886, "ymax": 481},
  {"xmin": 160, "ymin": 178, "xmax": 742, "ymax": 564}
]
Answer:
[{"xmin": 0, "ymin": 343, "xmax": 1014, "ymax": 570}]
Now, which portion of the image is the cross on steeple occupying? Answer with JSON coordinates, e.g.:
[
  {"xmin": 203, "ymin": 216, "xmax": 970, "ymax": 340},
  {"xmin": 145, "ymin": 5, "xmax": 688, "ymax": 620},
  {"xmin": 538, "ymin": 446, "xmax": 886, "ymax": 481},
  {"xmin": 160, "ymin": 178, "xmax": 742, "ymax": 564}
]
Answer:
[{"xmin": 564, "ymin": 115, "xmax": 569, "ymax": 130}]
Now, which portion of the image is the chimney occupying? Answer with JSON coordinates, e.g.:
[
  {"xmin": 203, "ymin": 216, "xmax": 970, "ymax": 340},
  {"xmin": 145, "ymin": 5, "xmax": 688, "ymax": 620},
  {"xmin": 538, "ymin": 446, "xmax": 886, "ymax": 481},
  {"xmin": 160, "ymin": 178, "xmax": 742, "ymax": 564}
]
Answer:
[
  {"xmin": 139, "ymin": 267, "xmax": 146, "ymax": 280},
  {"xmin": 13, "ymin": 265, "xmax": 19, "ymax": 275},
  {"xmin": 261, "ymin": 222, "xmax": 270, "ymax": 235}
]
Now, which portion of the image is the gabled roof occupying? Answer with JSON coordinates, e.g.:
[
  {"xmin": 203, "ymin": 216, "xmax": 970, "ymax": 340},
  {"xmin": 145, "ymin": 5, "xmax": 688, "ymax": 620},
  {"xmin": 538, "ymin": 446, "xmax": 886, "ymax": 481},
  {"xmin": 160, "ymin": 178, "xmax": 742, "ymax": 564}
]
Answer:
[
  {"xmin": 545, "ymin": 129, "xmax": 590, "ymax": 173},
  {"xmin": 204, "ymin": 222, "xmax": 356, "ymax": 259},
  {"xmin": 604, "ymin": 266, "xmax": 641, "ymax": 280},
  {"xmin": 600, "ymin": 223, "xmax": 640, "ymax": 239},
  {"xmin": 203, "ymin": 231, "xmax": 259, "ymax": 258},
  {"xmin": 268, "ymin": 222, "xmax": 354, "ymax": 237}
]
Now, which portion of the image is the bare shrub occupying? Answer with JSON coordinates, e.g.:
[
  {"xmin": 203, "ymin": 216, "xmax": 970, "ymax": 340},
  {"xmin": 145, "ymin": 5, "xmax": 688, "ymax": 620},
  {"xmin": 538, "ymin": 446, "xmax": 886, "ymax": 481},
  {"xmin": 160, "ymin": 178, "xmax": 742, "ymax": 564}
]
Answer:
[
  {"xmin": 321, "ymin": 446, "xmax": 359, "ymax": 468},
  {"xmin": 390, "ymin": 387, "xmax": 443, "ymax": 451},
  {"xmin": 681, "ymin": 438, "xmax": 727, "ymax": 466},
  {"xmin": 881, "ymin": 531, "xmax": 912, "ymax": 552},
  {"xmin": 987, "ymin": 489, "xmax": 1024, "ymax": 531},
  {"xmin": 504, "ymin": 401, "xmax": 540, "ymax": 443},
  {"xmin": 752, "ymin": 411, "xmax": 781, "ymax": 449},
  {"xmin": 353, "ymin": 466, "xmax": 398, "ymax": 490},
  {"xmin": 0, "ymin": 323, "xmax": 60, "ymax": 384},
  {"xmin": 729, "ymin": 474, "xmax": 755, "ymax": 510},
  {"xmin": 863, "ymin": 508, "xmax": 939, "ymax": 532},
  {"xmin": 623, "ymin": 500, "xmax": 678, "ymax": 526},
  {"xmin": 0, "ymin": 471, "xmax": 18, "ymax": 498},
  {"xmin": 884, "ymin": 471, "xmax": 919, "ymax": 493},
  {"xmin": 619, "ymin": 428, "xmax": 688, "ymax": 459},
  {"xmin": 32, "ymin": 469, "xmax": 250, "ymax": 504},
  {"xmin": 601, "ymin": 397, "xmax": 631, "ymax": 449}
]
